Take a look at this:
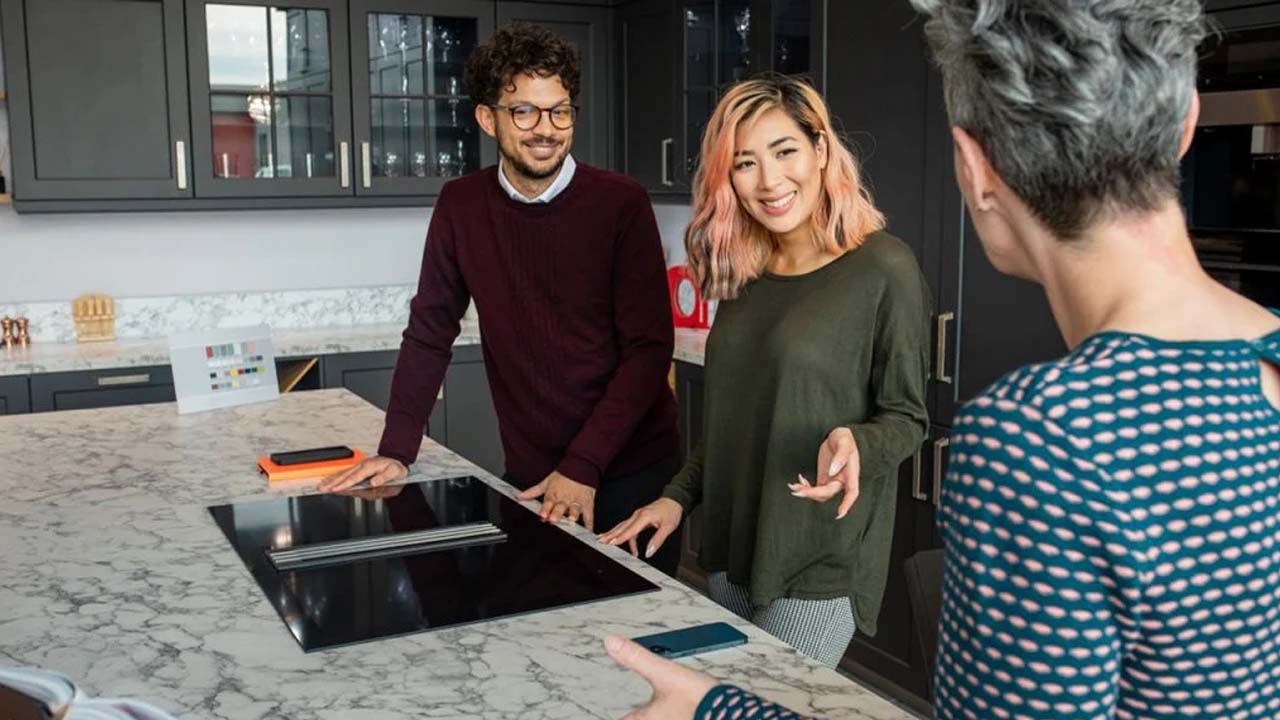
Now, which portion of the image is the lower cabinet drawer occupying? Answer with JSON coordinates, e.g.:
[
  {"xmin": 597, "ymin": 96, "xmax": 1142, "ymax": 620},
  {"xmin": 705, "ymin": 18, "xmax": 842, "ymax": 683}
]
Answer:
[
  {"xmin": 0, "ymin": 375, "xmax": 31, "ymax": 414},
  {"xmin": 30, "ymin": 366, "xmax": 176, "ymax": 413}
]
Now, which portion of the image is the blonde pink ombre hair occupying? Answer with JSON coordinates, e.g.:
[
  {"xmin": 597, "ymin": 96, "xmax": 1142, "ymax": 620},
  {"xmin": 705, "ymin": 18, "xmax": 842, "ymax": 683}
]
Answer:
[{"xmin": 686, "ymin": 76, "xmax": 886, "ymax": 300}]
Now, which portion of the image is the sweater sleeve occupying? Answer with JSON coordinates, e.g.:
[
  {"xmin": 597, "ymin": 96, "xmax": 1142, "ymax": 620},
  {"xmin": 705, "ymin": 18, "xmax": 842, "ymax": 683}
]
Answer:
[
  {"xmin": 844, "ymin": 250, "xmax": 930, "ymax": 477},
  {"xmin": 661, "ymin": 436, "xmax": 705, "ymax": 512},
  {"xmin": 694, "ymin": 685, "xmax": 815, "ymax": 720},
  {"xmin": 377, "ymin": 189, "xmax": 470, "ymax": 466},
  {"xmin": 554, "ymin": 191, "xmax": 674, "ymax": 487}
]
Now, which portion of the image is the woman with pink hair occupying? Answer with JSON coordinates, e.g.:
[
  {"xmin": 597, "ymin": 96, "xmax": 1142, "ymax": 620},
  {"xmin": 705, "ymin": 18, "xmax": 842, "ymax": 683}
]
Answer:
[{"xmin": 600, "ymin": 74, "xmax": 931, "ymax": 668}]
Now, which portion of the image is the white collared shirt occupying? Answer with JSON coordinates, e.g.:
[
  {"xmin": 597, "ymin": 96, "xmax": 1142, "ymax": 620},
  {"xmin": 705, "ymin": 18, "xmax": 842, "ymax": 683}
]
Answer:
[{"xmin": 498, "ymin": 154, "xmax": 577, "ymax": 203}]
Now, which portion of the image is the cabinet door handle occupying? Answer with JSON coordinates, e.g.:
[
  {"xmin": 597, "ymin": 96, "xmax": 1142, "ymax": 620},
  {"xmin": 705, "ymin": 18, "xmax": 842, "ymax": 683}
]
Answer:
[
  {"xmin": 340, "ymin": 141, "xmax": 351, "ymax": 188},
  {"xmin": 935, "ymin": 311, "xmax": 955, "ymax": 384},
  {"xmin": 361, "ymin": 142, "xmax": 372, "ymax": 188},
  {"xmin": 97, "ymin": 373, "xmax": 151, "ymax": 387},
  {"xmin": 931, "ymin": 436, "xmax": 950, "ymax": 508},
  {"xmin": 910, "ymin": 446, "xmax": 926, "ymax": 501},
  {"xmin": 660, "ymin": 138, "xmax": 674, "ymax": 187},
  {"xmin": 175, "ymin": 141, "xmax": 188, "ymax": 190}
]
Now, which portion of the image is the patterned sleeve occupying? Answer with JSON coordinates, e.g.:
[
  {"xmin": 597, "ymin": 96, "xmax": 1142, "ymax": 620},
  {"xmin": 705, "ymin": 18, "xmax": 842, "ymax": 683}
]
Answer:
[
  {"xmin": 933, "ymin": 394, "xmax": 1146, "ymax": 719},
  {"xmin": 695, "ymin": 685, "xmax": 815, "ymax": 720}
]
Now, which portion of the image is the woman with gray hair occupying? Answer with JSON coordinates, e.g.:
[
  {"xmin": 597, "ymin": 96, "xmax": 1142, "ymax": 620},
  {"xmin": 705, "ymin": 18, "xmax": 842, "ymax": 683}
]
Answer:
[{"xmin": 603, "ymin": 0, "xmax": 1280, "ymax": 718}]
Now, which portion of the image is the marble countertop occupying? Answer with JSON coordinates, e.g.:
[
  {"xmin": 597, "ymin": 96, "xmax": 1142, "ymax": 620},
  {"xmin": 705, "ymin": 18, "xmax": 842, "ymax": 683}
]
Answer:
[
  {"xmin": 0, "ymin": 389, "xmax": 914, "ymax": 720},
  {"xmin": 674, "ymin": 328, "xmax": 708, "ymax": 367},
  {"xmin": 0, "ymin": 321, "xmax": 483, "ymax": 377}
]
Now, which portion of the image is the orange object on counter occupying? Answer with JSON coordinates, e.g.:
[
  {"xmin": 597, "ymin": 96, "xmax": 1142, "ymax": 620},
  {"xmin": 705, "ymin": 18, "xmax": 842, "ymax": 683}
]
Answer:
[{"xmin": 257, "ymin": 449, "xmax": 367, "ymax": 482}]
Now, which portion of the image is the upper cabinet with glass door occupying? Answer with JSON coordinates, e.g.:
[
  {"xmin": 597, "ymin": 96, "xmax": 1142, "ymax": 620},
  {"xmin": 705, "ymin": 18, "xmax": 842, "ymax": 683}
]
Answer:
[
  {"xmin": 349, "ymin": 0, "xmax": 495, "ymax": 196},
  {"xmin": 679, "ymin": 0, "xmax": 815, "ymax": 183},
  {"xmin": 677, "ymin": 0, "xmax": 765, "ymax": 186},
  {"xmin": 185, "ymin": 0, "xmax": 354, "ymax": 197}
]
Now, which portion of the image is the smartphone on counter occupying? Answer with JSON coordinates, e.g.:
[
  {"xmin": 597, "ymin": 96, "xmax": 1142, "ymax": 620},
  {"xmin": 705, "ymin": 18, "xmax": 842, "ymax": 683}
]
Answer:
[
  {"xmin": 269, "ymin": 446, "xmax": 354, "ymax": 466},
  {"xmin": 631, "ymin": 622, "xmax": 748, "ymax": 659}
]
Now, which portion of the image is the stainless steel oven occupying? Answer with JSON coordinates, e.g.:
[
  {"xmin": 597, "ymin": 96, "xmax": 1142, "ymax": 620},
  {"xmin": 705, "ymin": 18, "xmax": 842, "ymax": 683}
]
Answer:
[{"xmin": 1181, "ymin": 4, "xmax": 1280, "ymax": 308}]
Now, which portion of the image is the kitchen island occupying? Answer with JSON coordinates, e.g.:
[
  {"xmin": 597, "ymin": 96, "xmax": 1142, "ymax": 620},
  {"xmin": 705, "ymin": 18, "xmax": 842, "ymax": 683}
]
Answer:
[{"xmin": 0, "ymin": 389, "xmax": 915, "ymax": 720}]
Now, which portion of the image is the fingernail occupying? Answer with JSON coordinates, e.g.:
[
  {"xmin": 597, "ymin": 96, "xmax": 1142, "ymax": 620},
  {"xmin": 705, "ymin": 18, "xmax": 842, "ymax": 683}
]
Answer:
[
  {"xmin": 645, "ymin": 545, "xmax": 656, "ymax": 559},
  {"xmin": 829, "ymin": 460, "xmax": 845, "ymax": 476},
  {"xmin": 605, "ymin": 636, "xmax": 623, "ymax": 653}
]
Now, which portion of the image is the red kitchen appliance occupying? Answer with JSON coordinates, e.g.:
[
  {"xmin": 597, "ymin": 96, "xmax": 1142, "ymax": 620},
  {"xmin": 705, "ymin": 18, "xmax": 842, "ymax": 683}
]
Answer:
[{"xmin": 668, "ymin": 265, "xmax": 710, "ymax": 328}]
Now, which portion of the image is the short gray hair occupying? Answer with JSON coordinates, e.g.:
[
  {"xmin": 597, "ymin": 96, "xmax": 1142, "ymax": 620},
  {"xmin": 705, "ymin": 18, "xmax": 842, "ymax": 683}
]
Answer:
[{"xmin": 910, "ymin": 0, "xmax": 1206, "ymax": 238}]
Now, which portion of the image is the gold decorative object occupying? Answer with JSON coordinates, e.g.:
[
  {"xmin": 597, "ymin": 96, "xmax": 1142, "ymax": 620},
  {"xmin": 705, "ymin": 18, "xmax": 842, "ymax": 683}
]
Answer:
[
  {"xmin": 15, "ymin": 317, "xmax": 29, "ymax": 346},
  {"xmin": 72, "ymin": 293, "xmax": 116, "ymax": 343},
  {"xmin": 1, "ymin": 316, "xmax": 12, "ymax": 349}
]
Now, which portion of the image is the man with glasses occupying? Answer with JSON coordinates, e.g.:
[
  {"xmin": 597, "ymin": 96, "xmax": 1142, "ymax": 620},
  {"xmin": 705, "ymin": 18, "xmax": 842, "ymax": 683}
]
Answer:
[{"xmin": 323, "ymin": 22, "xmax": 682, "ymax": 575}]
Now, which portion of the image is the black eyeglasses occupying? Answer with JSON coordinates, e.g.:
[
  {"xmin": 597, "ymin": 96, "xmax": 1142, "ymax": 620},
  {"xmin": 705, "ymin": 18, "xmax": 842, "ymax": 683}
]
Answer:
[{"xmin": 489, "ymin": 103, "xmax": 579, "ymax": 131}]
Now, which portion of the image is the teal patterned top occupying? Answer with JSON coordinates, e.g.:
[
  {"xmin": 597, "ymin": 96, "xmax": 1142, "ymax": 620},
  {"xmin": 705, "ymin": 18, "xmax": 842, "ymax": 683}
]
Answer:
[{"xmin": 698, "ymin": 315, "xmax": 1280, "ymax": 720}]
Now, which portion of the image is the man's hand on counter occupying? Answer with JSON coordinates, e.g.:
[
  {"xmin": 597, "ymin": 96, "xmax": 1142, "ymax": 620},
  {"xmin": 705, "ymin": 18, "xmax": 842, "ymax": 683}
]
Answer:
[
  {"xmin": 517, "ymin": 471, "xmax": 597, "ymax": 530},
  {"xmin": 318, "ymin": 456, "xmax": 408, "ymax": 492}
]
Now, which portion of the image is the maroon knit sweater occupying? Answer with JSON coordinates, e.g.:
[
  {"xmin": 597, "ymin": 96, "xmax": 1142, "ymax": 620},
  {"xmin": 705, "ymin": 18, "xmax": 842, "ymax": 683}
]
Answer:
[{"xmin": 377, "ymin": 163, "xmax": 679, "ymax": 489}]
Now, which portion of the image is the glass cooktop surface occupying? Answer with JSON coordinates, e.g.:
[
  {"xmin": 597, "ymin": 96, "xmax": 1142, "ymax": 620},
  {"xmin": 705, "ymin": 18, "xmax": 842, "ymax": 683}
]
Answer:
[{"xmin": 208, "ymin": 476, "xmax": 659, "ymax": 651}]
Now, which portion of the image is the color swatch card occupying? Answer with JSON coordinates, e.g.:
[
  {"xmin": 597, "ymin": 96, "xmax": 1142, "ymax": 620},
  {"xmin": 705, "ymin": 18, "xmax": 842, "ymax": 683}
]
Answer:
[{"xmin": 169, "ymin": 326, "xmax": 279, "ymax": 414}]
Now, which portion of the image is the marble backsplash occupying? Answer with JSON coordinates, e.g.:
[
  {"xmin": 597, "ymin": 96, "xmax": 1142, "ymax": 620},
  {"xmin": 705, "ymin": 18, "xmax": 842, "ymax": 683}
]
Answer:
[{"xmin": 0, "ymin": 285, "xmax": 443, "ymax": 344}]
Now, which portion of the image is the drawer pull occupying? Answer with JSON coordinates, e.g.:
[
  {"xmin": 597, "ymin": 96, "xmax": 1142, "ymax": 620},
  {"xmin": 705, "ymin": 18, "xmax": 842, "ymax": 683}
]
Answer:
[
  {"xmin": 175, "ymin": 141, "xmax": 187, "ymax": 190},
  {"xmin": 910, "ymin": 447, "xmax": 926, "ymax": 501},
  {"xmin": 361, "ymin": 142, "xmax": 372, "ymax": 188},
  {"xmin": 935, "ymin": 311, "xmax": 955, "ymax": 384},
  {"xmin": 932, "ymin": 436, "xmax": 950, "ymax": 508},
  {"xmin": 97, "ymin": 373, "xmax": 151, "ymax": 387},
  {"xmin": 660, "ymin": 138, "xmax": 674, "ymax": 187},
  {"xmin": 339, "ymin": 141, "xmax": 351, "ymax": 188}
]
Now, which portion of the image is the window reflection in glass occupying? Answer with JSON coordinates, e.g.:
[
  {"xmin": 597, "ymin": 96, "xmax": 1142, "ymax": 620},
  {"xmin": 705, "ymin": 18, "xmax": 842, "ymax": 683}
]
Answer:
[
  {"xmin": 369, "ymin": 13, "xmax": 425, "ymax": 96},
  {"xmin": 272, "ymin": 8, "xmax": 331, "ymax": 92},
  {"xmin": 207, "ymin": 4, "xmax": 270, "ymax": 92},
  {"xmin": 206, "ymin": 4, "xmax": 335, "ymax": 179},
  {"xmin": 372, "ymin": 98, "xmax": 426, "ymax": 177},
  {"xmin": 365, "ymin": 14, "xmax": 479, "ymax": 181},
  {"xmin": 429, "ymin": 99, "xmax": 478, "ymax": 177},
  {"xmin": 211, "ymin": 94, "xmax": 272, "ymax": 178},
  {"xmin": 274, "ymin": 96, "xmax": 335, "ymax": 178}
]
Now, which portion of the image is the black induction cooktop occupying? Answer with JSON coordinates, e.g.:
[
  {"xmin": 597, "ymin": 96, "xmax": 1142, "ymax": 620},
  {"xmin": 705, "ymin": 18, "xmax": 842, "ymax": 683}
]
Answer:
[{"xmin": 208, "ymin": 476, "xmax": 659, "ymax": 652}]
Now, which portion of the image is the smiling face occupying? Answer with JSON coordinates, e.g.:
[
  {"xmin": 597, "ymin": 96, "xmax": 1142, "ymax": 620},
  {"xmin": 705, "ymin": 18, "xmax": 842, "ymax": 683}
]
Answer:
[
  {"xmin": 475, "ymin": 72, "xmax": 574, "ymax": 182},
  {"xmin": 729, "ymin": 107, "xmax": 828, "ymax": 241}
]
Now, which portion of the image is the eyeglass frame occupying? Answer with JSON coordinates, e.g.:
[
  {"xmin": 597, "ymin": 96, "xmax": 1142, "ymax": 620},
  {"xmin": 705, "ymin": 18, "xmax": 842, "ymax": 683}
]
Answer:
[{"xmin": 487, "ymin": 102, "xmax": 580, "ymax": 130}]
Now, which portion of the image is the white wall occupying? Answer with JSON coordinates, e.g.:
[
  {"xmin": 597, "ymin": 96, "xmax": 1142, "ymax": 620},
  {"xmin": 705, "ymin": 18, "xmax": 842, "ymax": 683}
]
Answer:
[
  {"xmin": 652, "ymin": 201, "xmax": 694, "ymax": 267},
  {"xmin": 0, "ymin": 206, "xmax": 430, "ymax": 301},
  {"xmin": 0, "ymin": 200, "xmax": 694, "ymax": 302}
]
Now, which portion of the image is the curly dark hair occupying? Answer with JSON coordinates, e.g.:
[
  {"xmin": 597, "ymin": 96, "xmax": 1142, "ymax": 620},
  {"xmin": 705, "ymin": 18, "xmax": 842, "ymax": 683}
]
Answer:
[{"xmin": 464, "ymin": 22, "xmax": 581, "ymax": 107}]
